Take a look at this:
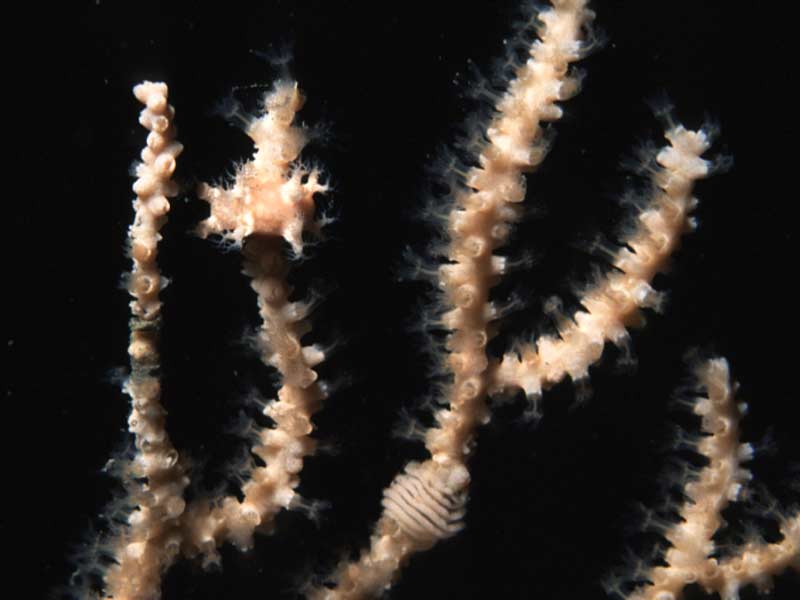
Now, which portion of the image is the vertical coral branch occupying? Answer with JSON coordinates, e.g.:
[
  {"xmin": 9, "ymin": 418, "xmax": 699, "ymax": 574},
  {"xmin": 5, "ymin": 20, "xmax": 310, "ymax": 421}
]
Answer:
[
  {"xmin": 428, "ymin": 0, "xmax": 594, "ymax": 464},
  {"xmin": 104, "ymin": 81, "xmax": 188, "ymax": 600},
  {"xmin": 181, "ymin": 80, "xmax": 329, "ymax": 564},
  {"xmin": 310, "ymin": 2, "xmax": 595, "ymax": 597},
  {"xmin": 625, "ymin": 358, "xmax": 800, "ymax": 600}
]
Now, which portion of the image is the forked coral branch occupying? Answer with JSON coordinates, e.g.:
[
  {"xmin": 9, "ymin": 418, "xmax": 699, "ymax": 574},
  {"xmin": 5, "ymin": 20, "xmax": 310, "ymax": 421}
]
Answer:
[
  {"xmin": 62, "ymin": 1, "xmax": 798, "ymax": 599},
  {"xmin": 613, "ymin": 359, "xmax": 799, "ymax": 600}
]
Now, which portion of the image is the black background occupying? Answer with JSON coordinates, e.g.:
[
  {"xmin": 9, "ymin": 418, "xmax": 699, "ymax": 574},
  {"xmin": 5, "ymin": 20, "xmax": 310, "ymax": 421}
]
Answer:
[{"xmin": 6, "ymin": 1, "xmax": 799, "ymax": 598}]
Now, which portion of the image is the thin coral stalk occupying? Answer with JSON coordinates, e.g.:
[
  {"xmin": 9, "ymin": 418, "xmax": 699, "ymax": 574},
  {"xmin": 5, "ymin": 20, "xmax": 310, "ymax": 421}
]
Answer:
[
  {"xmin": 180, "ymin": 80, "xmax": 329, "ymax": 566},
  {"xmin": 491, "ymin": 123, "xmax": 712, "ymax": 403},
  {"xmin": 624, "ymin": 358, "xmax": 799, "ymax": 600},
  {"xmin": 104, "ymin": 81, "xmax": 187, "ymax": 600}
]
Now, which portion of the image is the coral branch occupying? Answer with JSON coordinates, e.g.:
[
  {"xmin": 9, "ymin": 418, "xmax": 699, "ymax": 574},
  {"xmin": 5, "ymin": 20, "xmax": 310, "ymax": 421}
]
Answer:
[
  {"xmin": 711, "ymin": 515, "xmax": 800, "ymax": 599},
  {"xmin": 429, "ymin": 0, "xmax": 595, "ymax": 464},
  {"xmin": 309, "ymin": 1, "xmax": 596, "ymax": 596},
  {"xmin": 490, "ymin": 124, "xmax": 711, "ymax": 402},
  {"xmin": 182, "ymin": 80, "xmax": 329, "ymax": 565},
  {"xmin": 625, "ymin": 358, "xmax": 799, "ymax": 600},
  {"xmin": 104, "ymin": 81, "xmax": 188, "ymax": 600}
]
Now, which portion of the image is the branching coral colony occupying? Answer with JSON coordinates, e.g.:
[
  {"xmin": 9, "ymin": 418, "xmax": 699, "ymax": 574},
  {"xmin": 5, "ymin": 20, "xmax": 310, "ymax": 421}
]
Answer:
[{"xmin": 67, "ymin": 1, "xmax": 799, "ymax": 599}]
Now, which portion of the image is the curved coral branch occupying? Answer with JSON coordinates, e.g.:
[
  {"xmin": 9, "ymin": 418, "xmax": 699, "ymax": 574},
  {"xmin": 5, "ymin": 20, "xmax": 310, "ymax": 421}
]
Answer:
[{"xmin": 490, "ymin": 124, "xmax": 712, "ymax": 403}]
